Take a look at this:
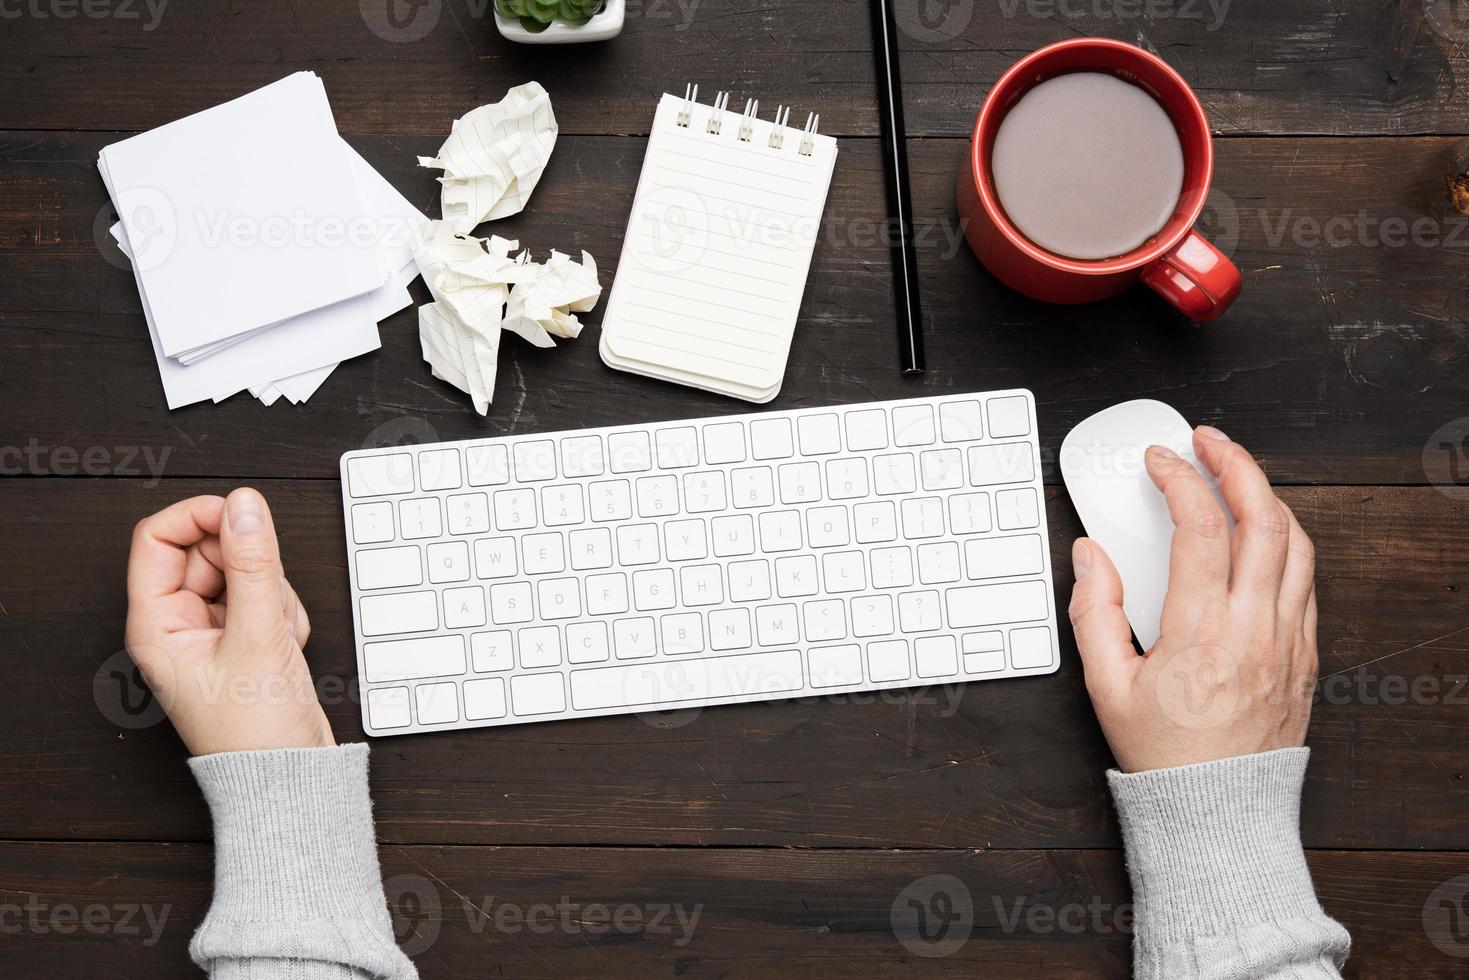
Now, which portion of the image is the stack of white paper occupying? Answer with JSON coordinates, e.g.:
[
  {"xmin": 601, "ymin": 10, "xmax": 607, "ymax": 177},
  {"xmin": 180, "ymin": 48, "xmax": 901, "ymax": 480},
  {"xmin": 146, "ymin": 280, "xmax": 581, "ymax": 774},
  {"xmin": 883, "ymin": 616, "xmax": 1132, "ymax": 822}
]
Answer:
[{"xmin": 99, "ymin": 72, "xmax": 427, "ymax": 408}]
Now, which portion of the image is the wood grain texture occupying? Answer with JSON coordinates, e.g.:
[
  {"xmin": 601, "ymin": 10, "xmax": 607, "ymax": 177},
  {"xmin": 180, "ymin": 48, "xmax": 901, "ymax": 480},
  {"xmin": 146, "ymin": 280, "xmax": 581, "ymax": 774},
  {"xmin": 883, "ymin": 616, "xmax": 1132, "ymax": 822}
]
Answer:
[
  {"xmin": 1, "ymin": 841, "xmax": 1464, "ymax": 978},
  {"xmin": 3, "ymin": 133, "xmax": 1468, "ymax": 483},
  {"xmin": 3, "ymin": 479, "xmax": 1464, "ymax": 848}
]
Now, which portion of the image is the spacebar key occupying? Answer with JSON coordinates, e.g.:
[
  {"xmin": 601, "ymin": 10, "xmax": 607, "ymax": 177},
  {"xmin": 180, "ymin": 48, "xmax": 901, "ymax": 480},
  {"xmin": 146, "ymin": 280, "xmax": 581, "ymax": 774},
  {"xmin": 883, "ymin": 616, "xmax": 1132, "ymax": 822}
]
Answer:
[{"xmin": 571, "ymin": 650, "xmax": 805, "ymax": 711}]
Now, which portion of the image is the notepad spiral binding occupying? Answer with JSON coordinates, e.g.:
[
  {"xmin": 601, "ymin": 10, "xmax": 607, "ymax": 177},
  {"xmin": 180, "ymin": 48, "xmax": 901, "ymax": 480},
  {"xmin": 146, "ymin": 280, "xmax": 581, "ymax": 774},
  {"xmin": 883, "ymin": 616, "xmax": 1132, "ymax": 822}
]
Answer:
[{"xmin": 676, "ymin": 83, "xmax": 821, "ymax": 156}]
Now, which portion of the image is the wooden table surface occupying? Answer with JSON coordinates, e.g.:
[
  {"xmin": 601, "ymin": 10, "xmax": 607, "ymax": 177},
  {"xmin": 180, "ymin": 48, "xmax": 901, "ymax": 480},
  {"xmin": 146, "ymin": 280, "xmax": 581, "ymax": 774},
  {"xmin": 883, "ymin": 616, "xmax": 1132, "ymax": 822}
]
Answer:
[{"xmin": 4, "ymin": 1, "xmax": 1469, "ymax": 976}]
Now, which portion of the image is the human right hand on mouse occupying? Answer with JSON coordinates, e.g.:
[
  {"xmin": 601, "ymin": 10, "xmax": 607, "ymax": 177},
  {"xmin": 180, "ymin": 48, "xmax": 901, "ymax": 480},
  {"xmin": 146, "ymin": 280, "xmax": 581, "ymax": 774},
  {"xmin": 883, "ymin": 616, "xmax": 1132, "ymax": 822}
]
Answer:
[
  {"xmin": 1068, "ymin": 427, "xmax": 1318, "ymax": 773},
  {"xmin": 124, "ymin": 488, "xmax": 334, "ymax": 757}
]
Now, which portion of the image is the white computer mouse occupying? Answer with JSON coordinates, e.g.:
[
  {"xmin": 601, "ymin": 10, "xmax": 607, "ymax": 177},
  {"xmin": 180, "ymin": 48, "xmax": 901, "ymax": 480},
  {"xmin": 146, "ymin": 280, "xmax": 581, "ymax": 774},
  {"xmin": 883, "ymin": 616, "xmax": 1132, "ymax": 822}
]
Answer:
[{"xmin": 1059, "ymin": 400, "xmax": 1233, "ymax": 650}]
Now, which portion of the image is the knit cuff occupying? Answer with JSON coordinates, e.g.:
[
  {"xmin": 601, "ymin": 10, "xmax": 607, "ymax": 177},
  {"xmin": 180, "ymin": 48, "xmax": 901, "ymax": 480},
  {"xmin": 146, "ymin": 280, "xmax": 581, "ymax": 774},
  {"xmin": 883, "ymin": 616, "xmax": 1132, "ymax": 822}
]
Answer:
[
  {"xmin": 1108, "ymin": 747, "xmax": 1328, "ymax": 942},
  {"xmin": 188, "ymin": 743, "xmax": 417, "ymax": 980}
]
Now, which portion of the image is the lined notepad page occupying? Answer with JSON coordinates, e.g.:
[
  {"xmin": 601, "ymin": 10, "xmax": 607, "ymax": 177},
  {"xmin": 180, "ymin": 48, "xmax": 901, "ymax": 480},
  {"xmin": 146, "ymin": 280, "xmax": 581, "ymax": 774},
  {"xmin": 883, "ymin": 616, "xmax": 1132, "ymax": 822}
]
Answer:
[{"xmin": 600, "ymin": 93, "xmax": 838, "ymax": 399}]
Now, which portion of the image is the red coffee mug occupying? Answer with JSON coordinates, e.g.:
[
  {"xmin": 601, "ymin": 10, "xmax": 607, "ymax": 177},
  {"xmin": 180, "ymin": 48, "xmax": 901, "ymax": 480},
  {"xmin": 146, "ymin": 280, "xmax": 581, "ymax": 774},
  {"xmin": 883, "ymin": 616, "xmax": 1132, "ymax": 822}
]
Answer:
[{"xmin": 956, "ymin": 38, "xmax": 1241, "ymax": 321}]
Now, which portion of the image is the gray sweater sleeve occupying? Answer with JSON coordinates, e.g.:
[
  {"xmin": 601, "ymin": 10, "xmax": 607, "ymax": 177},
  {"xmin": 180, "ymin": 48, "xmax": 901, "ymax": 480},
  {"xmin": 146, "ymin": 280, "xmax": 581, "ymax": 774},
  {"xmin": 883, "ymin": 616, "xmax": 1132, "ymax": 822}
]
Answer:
[
  {"xmin": 1108, "ymin": 747, "xmax": 1351, "ymax": 979},
  {"xmin": 187, "ymin": 743, "xmax": 418, "ymax": 980}
]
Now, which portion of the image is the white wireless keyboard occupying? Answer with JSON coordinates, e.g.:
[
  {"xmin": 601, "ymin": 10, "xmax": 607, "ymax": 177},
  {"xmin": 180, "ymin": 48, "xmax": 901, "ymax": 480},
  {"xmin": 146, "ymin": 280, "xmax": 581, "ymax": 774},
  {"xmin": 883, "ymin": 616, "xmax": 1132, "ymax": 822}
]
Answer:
[{"xmin": 339, "ymin": 390, "xmax": 1059, "ymax": 735}]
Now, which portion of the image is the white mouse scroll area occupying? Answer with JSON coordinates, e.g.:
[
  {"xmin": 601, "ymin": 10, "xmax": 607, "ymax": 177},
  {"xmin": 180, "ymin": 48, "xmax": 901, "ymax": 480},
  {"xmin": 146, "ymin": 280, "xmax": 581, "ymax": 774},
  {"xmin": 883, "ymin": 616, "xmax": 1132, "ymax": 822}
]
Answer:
[{"xmin": 1060, "ymin": 400, "xmax": 1233, "ymax": 651}]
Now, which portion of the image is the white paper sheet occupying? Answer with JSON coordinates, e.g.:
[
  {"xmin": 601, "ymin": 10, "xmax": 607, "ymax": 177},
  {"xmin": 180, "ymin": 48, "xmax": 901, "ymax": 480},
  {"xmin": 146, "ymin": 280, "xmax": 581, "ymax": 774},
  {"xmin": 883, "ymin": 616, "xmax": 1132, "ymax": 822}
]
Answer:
[
  {"xmin": 501, "ymin": 250, "xmax": 601, "ymax": 348},
  {"xmin": 418, "ymin": 82, "xmax": 558, "ymax": 234}
]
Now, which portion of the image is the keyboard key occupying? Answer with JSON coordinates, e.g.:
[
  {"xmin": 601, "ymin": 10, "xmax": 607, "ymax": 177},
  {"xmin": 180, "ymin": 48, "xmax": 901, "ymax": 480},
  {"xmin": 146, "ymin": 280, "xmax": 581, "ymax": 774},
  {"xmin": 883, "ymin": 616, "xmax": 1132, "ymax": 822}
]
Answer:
[
  {"xmin": 513, "ymin": 440, "xmax": 558, "ymax": 482},
  {"xmin": 807, "ymin": 645, "xmax": 864, "ymax": 687},
  {"xmin": 759, "ymin": 510, "xmax": 803, "ymax": 552},
  {"xmin": 489, "ymin": 582, "xmax": 534, "ymax": 624},
  {"xmin": 963, "ymin": 631, "xmax": 1006, "ymax": 673},
  {"xmin": 1010, "ymin": 626, "xmax": 1055, "ymax": 669},
  {"xmin": 426, "ymin": 541, "xmax": 471, "ymax": 584},
  {"xmin": 608, "ymin": 431, "xmax": 653, "ymax": 473},
  {"xmin": 655, "ymin": 426, "xmax": 699, "ymax": 468},
  {"xmin": 917, "ymin": 541, "xmax": 962, "ymax": 584},
  {"xmin": 589, "ymin": 479, "xmax": 634, "ymax": 521},
  {"xmin": 466, "ymin": 444, "xmax": 510, "ymax": 486},
  {"xmin": 351, "ymin": 502, "xmax": 395, "ymax": 544},
  {"xmin": 511, "ymin": 673, "xmax": 567, "ymax": 715},
  {"xmin": 892, "ymin": 406, "xmax": 935, "ymax": 447},
  {"xmin": 683, "ymin": 471, "xmax": 728, "ymax": 512},
  {"xmin": 537, "ymin": 577, "xmax": 582, "ymax": 620},
  {"xmin": 900, "ymin": 497, "xmax": 944, "ymax": 539},
  {"xmin": 948, "ymin": 492, "xmax": 992, "ymax": 535},
  {"xmin": 473, "ymin": 537, "xmax": 518, "ymax": 579},
  {"xmin": 969, "ymin": 442, "xmax": 1036, "ymax": 485},
  {"xmin": 873, "ymin": 453, "xmax": 917, "ymax": 495},
  {"xmin": 521, "ymin": 532, "xmax": 566, "ymax": 575},
  {"xmin": 946, "ymin": 581, "xmax": 1049, "ymax": 629},
  {"xmin": 561, "ymin": 435, "xmax": 605, "ymax": 478},
  {"xmin": 446, "ymin": 493, "xmax": 491, "ymax": 535},
  {"xmin": 731, "ymin": 466, "xmax": 776, "ymax": 508},
  {"xmin": 636, "ymin": 474, "xmax": 680, "ymax": 517},
  {"xmin": 996, "ymin": 488, "xmax": 1041, "ymax": 530},
  {"xmin": 463, "ymin": 678, "xmax": 508, "ymax": 720},
  {"xmin": 661, "ymin": 612, "xmax": 704, "ymax": 654},
  {"xmin": 663, "ymin": 518, "xmax": 708, "ymax": 561},
  {"xmin": 679, "ymin": 564, "xmax": 724, "ymax": 606},
  {"xmin": 728, "ymin": 559, "xmax": 773, "ymax": 602},
  {"xmin": 357, "ymin": 546, "xmax": 423, "ymax": 591},
  {"xmin": 541, "ymin": 484, "xmax": 585, "ymax": 526},
  {"xmin": 987, "ymin": 395, "xmax": 1031, "ymax": 438},
  {"xmin": 418, "ymin": 449, "xmax": 462, "ymax": 491},
  {"xmin": 363, "ymin": 635, "xmax": 464, "ymax": 682},
  {"xmin": 585, "ymin": 572, "xmax": 630, "ymax": 615},
  {"xmin": 570, "ymin": 650, "xmax": 804, "ymax": 711},
  {"xmin": 870, "ymin": 546, "xmax": 915, "ymax": 589},
  {"xmin": 366, "ymin": 686, "xmax": 411, "ymax": 728},
  {"xmin": 443, "ymin": 586, "xmax": 487, "ymax": 628},
  {"xmin": 616, "ymin": 524, "xmax": 661, "ymax": 565},
  {"xmin": 416, "ymin": 682, "xmax": 459, "ymax": 725},
  {"xmin": 471, "ymin": 631, "xmax": 514, "ymax": 672},
  {"xmin": 805, "ymin": 505, "xmax": 851, "ymax": 548},
  {"xmin": 711, "ymin": 514, "xmax": 756, "ymax": 557},
  {"xmin": 803, "ymin": 599, "xmax": 847, "ymax": 642},
  {"xmin": 569, "ymin": 527, "xmax": 614, "ymax": 570},
  {"xmin": 850, "ymin": 594, "xmax": 894, "ymax": 637},
  {"xmin": 360, "ymin": 591, "xmax": 438, "ymax": 636},
  {"xmin": 920, "ymin": 448, "xmax": 965, "ymax": 491},
  {"xmin": 778, "ymin": 461, "xmax": 822, "ymax": 504},
  {"xmin": 797, "ymin": 413, "xmax": 842, "ymax": 455},
  {"xmin": 756, "ymin": 604, "xmax": 799, "ymax": 646},
  {"xmin": 398, "ymin": 498, "xmax": 442, "ymax": 539},
  {"xmin": 822, "ymin": 551, "xmax": 867, "ymax": 593},
  {"xmin": 493, "ymin": 488, "xmax": 537, "ymax": 530},
  {"xmin": 703, "ymin": 422, "xmax": 747, "ymax": 464},
  {"xmin": 844, "ymin": 409, "xmax": 888, "ymax": 452},
  {"xmin": 518, "ymin": 625, "xmax": 562, "ymax": 668},
  {"xmin": 898, "ymin": 590, "xmax": 942, "ymax": 633},
  {"xmin": 775, "ymin": 555, "xmax": 819, "ymax": 598},
  {"xmin": 633, "ymin": 568, "xmax": 677, "ymax": 611},
  {"xmin": 750, "ymin": 417, "xmax": 794, "ymax": 459},
  {"xmin": 566, "ymin": 621, "xmax": 611, "ymax": 663},
  {"xmin": 966, "ymin": 534, "xmax": 1045, "ymax": 579},
  {"xmin": 708, "ymin": 608, "xmax": 753, "ymax": 650},
  {"xmin": 854, "ymin": 500, "xmax": 898, "ymax": 543},
  {"xmin": 938, "ymin": 401, "xmax": 984, "ymax": 442},
  {"xmin": 915, "ymin": 636, "xmax": 958, "ymax": 678},
  {"xmin": 347, "ymin": 453, "xmax": 414, "ymax": 497},
  {"xmin": 614, "ymin": 616, "xmax": 658, "ymax": 659},
  {"xmin": 825, "ymin": 458, "xmax": 869, "ymax": 499},
  {"xmin": 867, "ymin": 639, "xmax": 911, "ymax": 682}
]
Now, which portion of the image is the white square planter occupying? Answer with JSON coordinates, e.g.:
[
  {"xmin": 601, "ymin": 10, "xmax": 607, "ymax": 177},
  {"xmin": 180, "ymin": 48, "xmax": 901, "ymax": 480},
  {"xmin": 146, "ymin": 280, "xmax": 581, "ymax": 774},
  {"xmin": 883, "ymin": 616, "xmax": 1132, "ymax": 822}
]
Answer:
[{"xmin": 495, "ymin": 0, "xmax": 625, "ymax": 43}]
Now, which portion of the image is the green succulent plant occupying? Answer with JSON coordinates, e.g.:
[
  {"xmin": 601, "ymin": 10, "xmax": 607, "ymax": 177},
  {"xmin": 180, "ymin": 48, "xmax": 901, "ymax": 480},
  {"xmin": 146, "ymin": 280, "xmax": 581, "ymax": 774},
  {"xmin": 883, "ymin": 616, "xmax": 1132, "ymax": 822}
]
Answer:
[{"xmin": 495, "ymin": 0, "xmax": 606, "ymax": 31}]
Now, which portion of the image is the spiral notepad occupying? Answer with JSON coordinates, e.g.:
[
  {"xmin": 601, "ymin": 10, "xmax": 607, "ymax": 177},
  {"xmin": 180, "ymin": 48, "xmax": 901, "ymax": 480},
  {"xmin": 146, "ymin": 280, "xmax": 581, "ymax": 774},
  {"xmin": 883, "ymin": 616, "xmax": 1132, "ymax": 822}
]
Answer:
[{"xmin": 599, "ymin": 86, "xmax": 838, "ymax": 403}]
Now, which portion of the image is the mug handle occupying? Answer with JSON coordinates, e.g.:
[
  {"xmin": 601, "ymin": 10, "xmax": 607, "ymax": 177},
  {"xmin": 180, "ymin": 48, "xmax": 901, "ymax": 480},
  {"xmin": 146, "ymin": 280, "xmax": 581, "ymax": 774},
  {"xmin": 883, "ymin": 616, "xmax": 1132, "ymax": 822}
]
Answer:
[{"xmin": 1140, "ymin": 229, "xmax": 1241, "ymax": 322}]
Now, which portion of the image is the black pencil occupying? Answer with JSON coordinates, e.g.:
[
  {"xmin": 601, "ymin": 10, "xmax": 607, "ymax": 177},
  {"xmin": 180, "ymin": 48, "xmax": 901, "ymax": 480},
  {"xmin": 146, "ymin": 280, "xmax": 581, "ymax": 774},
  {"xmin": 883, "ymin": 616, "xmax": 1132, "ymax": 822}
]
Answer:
[{"xmin": 870, "ymin": 0, "xmax": 926, "ymax": 376}]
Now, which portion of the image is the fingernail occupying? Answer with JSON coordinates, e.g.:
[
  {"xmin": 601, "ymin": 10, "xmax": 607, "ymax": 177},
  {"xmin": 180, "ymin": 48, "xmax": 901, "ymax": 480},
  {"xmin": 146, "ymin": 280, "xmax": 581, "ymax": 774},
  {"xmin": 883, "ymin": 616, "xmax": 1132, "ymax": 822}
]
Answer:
[
  {"xmin": 1073, "ymin": 539, "xmax": 1092, "ymax": 579},
  {"xmin": 1146, "ymin": 444, "xmax": 1178, "ymax": 460},
  {"xmin": 1196, "ymin": 425, "xmax": 1229, "ymax": 442},
  {"xmin": 227, "ymin": 490, "xmax": 265, "ymax": 535}
]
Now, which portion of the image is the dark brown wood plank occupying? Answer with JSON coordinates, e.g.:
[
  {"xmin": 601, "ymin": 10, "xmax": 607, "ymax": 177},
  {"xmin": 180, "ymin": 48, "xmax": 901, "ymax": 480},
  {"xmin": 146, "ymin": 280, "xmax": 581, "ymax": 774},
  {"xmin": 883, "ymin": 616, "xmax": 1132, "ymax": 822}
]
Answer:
[
  {"xmin": 2, "ymin": 479, "xmax": 1464, "ymax": 848},
  {"xmin": 0, "ymin": 842, "xmax": 1462, "ymax": 978},
  {"xmin": 4, "ymin": 132, "xmax": 1469, "ymax": 483},
  {"xmin": 4, "ymin": 1, "xmax": 1469, "ymax": 137},
  {"xmin": 893, "ymin": 1, "xmax": 1469, "ymax": 137}
]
